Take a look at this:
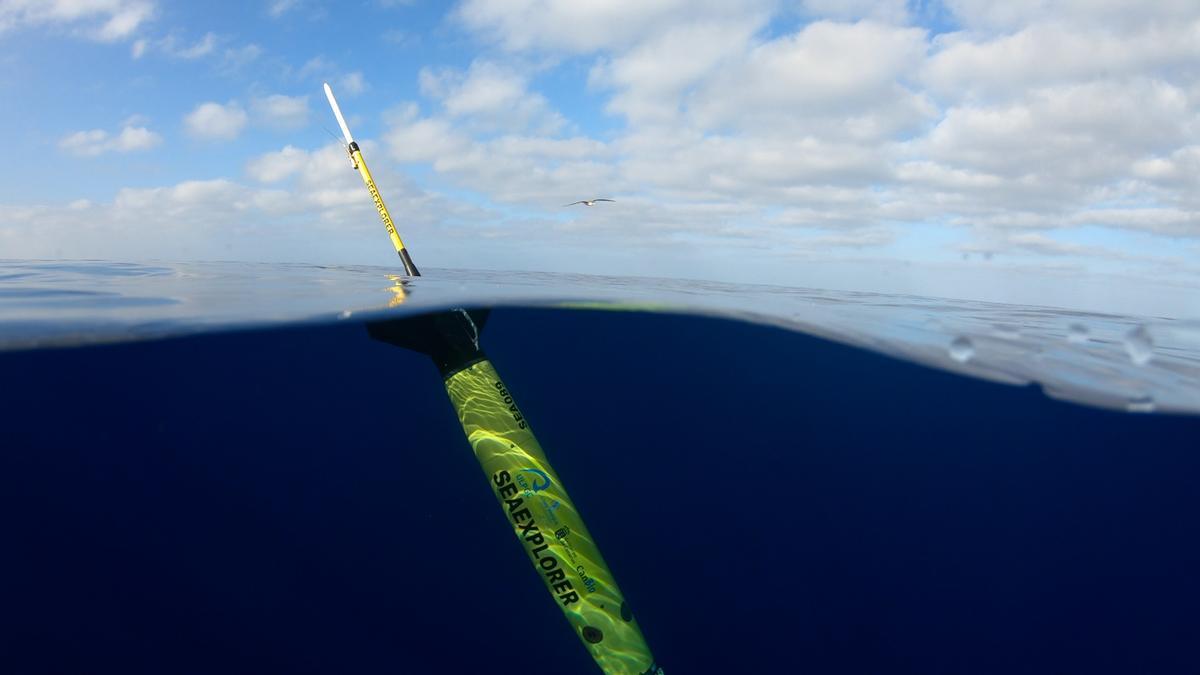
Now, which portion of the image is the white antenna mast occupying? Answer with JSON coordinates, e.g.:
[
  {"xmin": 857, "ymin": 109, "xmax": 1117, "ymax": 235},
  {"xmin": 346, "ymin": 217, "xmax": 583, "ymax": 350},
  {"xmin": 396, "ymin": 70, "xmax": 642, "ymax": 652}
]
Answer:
[{"xmin": 323, "ymin": 82, "xmax": 354, "ymax": 145}]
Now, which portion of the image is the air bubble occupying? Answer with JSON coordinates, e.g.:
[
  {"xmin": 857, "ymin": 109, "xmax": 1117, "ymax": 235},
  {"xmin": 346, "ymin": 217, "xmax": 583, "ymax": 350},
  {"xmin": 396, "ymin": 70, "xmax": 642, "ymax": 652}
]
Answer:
[
  {"xmin": 1123, "ymin": 325, "xmax": 1154, "ymax": 366},
  {"xmin": 949, "ymin": 336, "xmax": 974, "ymax": 363},
  {"xmin": 1126, "ymin": 395, "xmax": 1156, "ymax": 413},
  {"xmin": 1066, "ymin": 323, "xmax": 1089, "ymax": 343}
]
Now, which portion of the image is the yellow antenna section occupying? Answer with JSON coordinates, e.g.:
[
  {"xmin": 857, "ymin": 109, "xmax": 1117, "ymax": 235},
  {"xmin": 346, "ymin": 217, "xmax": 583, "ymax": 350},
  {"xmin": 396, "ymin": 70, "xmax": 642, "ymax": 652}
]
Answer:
[{"xmin": 323, "ymin": 82, "xmax": 420, "ymax": 276}]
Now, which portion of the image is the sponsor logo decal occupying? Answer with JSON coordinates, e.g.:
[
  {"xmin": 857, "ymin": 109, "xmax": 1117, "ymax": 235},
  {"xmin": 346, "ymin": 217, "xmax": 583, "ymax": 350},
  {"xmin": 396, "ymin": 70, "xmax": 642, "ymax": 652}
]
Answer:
[
  {"xmin": 492, "ymin": 469, "xmax": 579, "ymax": 606},
  {"xmin": 518, "ymin": 467, "xmax": 552, "ymax": 492}
]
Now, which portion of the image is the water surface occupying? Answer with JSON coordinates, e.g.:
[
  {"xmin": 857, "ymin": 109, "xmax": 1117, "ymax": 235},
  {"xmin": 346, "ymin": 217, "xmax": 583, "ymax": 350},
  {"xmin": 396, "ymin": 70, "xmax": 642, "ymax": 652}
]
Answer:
[{"xmin": 2, "ymin": 260, "xmax": 1198, "ymax": 414}]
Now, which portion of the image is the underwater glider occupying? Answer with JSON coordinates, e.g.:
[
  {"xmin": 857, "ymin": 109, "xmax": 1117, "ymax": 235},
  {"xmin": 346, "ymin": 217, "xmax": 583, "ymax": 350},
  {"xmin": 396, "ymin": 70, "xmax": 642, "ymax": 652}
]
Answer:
[
  {"xmin": 564, "ymin": 198, "xmax": 615, "ymax": 207},
  {"xmin": 323, "ymin": 83, "xmax": 663, "ymax": 675}
]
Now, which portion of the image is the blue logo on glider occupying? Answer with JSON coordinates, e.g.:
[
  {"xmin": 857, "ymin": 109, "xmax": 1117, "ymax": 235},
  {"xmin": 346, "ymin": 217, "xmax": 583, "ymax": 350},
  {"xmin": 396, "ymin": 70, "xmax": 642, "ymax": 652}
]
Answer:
[{"xmin": 518, "ymin": 468, "xmax": 552, "ymax": 492}]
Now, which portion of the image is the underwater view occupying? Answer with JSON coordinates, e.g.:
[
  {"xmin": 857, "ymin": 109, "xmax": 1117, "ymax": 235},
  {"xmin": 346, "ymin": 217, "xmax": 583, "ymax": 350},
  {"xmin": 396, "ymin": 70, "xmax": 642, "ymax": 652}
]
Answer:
[{"xmin": 2, "ymin": 261, "xmax": 1199, "ymax": 673}]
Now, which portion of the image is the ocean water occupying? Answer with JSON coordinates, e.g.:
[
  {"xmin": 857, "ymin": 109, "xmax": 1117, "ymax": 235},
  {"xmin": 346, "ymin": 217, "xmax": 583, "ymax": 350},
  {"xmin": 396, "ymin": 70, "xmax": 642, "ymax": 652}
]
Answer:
[{"xmin": 2, "ymin": 260, "xmax": 1199, "ymax": 673}]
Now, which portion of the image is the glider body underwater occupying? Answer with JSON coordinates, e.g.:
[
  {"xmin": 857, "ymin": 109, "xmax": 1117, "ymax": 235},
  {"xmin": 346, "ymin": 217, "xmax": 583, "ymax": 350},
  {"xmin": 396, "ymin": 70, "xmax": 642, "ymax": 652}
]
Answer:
[{"xmin": 324, "ymin": 83, "xmax": 664, "ymax": 675}]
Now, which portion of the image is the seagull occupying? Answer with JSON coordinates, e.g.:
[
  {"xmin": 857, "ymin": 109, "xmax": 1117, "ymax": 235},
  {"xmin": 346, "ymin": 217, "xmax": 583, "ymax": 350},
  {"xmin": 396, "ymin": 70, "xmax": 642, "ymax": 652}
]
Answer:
[{"xmin": 563, "ymin": 198, "xmax": 615, "ymax": 207}]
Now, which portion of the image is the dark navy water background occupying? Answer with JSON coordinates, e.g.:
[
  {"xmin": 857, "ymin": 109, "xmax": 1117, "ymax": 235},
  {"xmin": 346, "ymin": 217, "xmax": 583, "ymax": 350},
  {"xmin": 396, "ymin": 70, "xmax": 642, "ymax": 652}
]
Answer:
[{"xmin": 2, "ymin": 307, "xmax": 1198, "ymax": 673}]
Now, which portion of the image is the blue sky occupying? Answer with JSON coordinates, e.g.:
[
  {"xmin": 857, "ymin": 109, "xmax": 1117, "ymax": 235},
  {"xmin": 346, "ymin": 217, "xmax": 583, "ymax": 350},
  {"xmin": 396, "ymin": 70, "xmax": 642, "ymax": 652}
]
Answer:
[{"xmin": 0, "ymin": 0, "xmax": 1198, "ymax": 315}]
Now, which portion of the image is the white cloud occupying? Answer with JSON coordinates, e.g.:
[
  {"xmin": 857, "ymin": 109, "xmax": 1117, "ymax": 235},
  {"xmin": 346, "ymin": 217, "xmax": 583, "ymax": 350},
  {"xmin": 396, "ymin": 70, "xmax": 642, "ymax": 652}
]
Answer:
[
  {"xmin": 589, "ymin": 16, "xmax": 765, "ymax": 124},
  {"xmin": 58, "ymin": 129, "xmax": 106, "ymax": 154},
  {"xmin": 246, "ymin": 145, "xmax": 308, "ymax": 183},
  {"xmin": 800, "ymin": 0, "xmax": 910, "ymax": 23},
  {"xmin": 251, "ymin": 94, "xmax": 310, "ymax": 130},
  {"xmin": 925, "ymin": 21, "xmax": 1200, "ymax": 101},
  {"xmin": 386, "ymin": 109, "xmax": 472, "ymax": 163},
  {"xmin": 913, "ymin": 79, "xmax": 1195, "ymax": 214},
  {"xmin": 687, "ymin": 21, "xmax": 933, "ymax": 139},
  {"xmin": 800, "ymin": 227, "xmax": 897, "ymax": 249},
  {"xmin": 962, "ymin": 232, "xmax": 1122, "ymax": 259},
  {"xmin": 245, "ymin": 142, "xmax": 402, "ymax": 211},
  {"xmin": 455, "ymin": 0, "xmax": 771, "ymax": 53},
  {"xmin": 221, "ymin": 43, "xmax": 263, "ymax": 71},
  {"xmin": 265, "ymin": 0, "xmax": 326, "ymax": 20},
  {"xmin": 1072, "ymin": 208, "xmax": 1200, "ymax": 238},
  {"xmin": 292, "ymin": 57, "xmax": 366, "ymax": 97},
  {"xmin": 267, "ymin": 0, "xmax": 299, "ymax": 18},
  {"xmin": 127, "ymin": 31, "xmax": 247, "ymax": 62},
  {"xmin": 111, "ymin": 125, "xmax": 162, "ymax": 152},
  {"xmin": 297, "ymin": 55, "xmax": 333, "ymax": 79},
  {"xmin": 382, "ymin": 28, "xmax": 419, "ymax": 46},
  {"xmin": 115, "ymin": 178, "xmax": 246, "ymax": 211},
  {"xmin": 107, "ymin": 167, "xmax": 363, "ymax": 225},
  {"xmin": 944, "ymin": 0, "xmax": 1200, "ymax": 32},
  {"xmin": 385, "ymin": 106, "xmax": 618, "ymax": 204},
  {"xmin": 1132, "ymin": 146, "xmax": 1200, "ymax": 189},
  {"xmin": 618, "ymin": 130, "xmax": 895, "ymax": 201},
  {"xmin": 0, "ymin": 140, "xmax": 486, "ymax": 264},
  {"xmin": 340, "ymin": 71, "xmax": 367, "ymax": 95},
  {"xmin": 184, "ymin": 101, "xmax": 248, "ymax": 140},
  {"xmin": 58, "ymin": 123, "xmax": 163, "ymax": 156},
  {"xmin": 95, "ymin": 0, "xmax": 152, "ymax": 40},
  {"xmin": 164, "ymin": 30, "xmax": 216, "ymax": 58},
  {"xmin": 0, "ymin": 0, "xmax": 155, "ymax": 41},
  {"xmin": 420, "ymin": 60, "xmax": 562, "ymax": 133}
]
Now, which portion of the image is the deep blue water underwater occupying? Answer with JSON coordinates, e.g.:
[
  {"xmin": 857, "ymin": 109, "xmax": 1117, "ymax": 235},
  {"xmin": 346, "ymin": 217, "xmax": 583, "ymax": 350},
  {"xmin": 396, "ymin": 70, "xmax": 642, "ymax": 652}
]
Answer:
[{"xmin": 2, "ymin": 307, "xmax": 1199, "ymax": 673}]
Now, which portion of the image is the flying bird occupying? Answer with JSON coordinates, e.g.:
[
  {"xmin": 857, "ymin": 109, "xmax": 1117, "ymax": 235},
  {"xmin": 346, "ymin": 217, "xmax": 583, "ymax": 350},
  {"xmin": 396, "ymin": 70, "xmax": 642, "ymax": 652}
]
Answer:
[{"xmin": 563, "ymin": 198, "xmax": 615, "ymax": 207}]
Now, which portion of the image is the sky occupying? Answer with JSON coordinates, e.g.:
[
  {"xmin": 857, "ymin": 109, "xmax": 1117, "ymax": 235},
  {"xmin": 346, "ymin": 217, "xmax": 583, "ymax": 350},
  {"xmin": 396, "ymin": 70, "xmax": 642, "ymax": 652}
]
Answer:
[{"xmin": 0, "ymin": 0, "xmax": 1197, "ymax": 316}]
